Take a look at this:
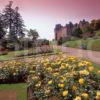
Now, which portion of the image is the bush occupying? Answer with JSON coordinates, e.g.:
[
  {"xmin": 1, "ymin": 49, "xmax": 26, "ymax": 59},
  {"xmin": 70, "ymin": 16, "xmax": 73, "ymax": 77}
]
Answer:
[
  {"xmin": 80, "ymin": 43, "xmax": 87, "ymax": 50},
  {"xmin": 95, "ymin": 30, "xmax": 100, "ymax": 37},
  {"xmin": 0, "ymin": 49, "xmax": 8, "ymax": 55},
  {"xmin": 0, "ymin": 61, "xmax": 28, "ymax": 83},
  {"xmin": 0, "ymin": 54, "xmax": 100, "ymax": 99},
  {"xmin": 27, "ymin": 55, "xmax": 100, "ymax": 100}
]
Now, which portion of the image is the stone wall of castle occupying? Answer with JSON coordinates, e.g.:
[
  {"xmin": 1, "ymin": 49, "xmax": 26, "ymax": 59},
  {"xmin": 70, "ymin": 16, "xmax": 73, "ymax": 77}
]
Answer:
[{"xmin": 54, "ymin": 20, "xmax": 90, "ymax": 41}]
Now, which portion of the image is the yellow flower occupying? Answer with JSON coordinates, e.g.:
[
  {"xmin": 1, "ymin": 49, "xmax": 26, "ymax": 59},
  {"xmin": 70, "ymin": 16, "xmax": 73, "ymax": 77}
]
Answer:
[
  {"xmin": 60, "ymin": 76, "xmax": 66, "ymax": 83},
  {"xmin": 96, "ymin": 91, "xmax": 100, "ymax": 100},
  {"xmin": 60, "ymin": 65, "xmax": 65, "ymax": 69},
  {"xmin": 32, "ymin": 76, "xmax": 38, "ymax": 80},
  {"xmin": 79, "ymin": 78, "xmax": 85, "ymax": 85},
  {"xmin": 95, "ymin": 96, "xmax": 100, "ymax": 100},
  {"xmin": 96, "ymin": 91, "xmax": 100, "ymax": 97},
  {"xmin": 48, "ymin": 80, "xmax": 53, "ymax": 85},
  {"xmin": 58, "ymin": 83, "xmax": 64, "ymax": 88},
  {"xmin": 72, "ymin": 86, "xmax": 77, "ymax": 91},
  {"xmin": 66, "ymin": 64, "xmax": 69, "ymax": 67},
  {"xmin": 82, "ymin": 93, "xmax": 89, "ymax": 98},
  {"xmin": 79, "ymin": 70, "xmax": 89, "ymax": 75},
  {"xmin": 62, "ymin": 90, "xmax": 68, "ymax": 97},
  {"xmin": 35, "ymin": 81, "xmax": 41, "ymax": 87},
  {"xmin": 57, "ymin": 61, "xmax": 61, "ymax": 64},
  {"xmin": 29, "ymin": 70, "xmax": 35, "ymax": 74},
  {"xmin": 98, "ymin": 70, "xmax": 100, "ymax": 74},
  {"xmin": 78, "ymin": 62, "xmax": 84, "ymax": 67},
  {"xmin": 45, "ymin": 89, "xmax": 51, "ymax": 94},
  {"xmin": 74, "ymin": 96, "xmax": 81, "ymax": 100},
  {"xmin": 53, "ymin": 72, "xmax": 59, "ymax": 77},
  {"xmin": 47, "ymin": 67, "xmax": 52, "ymax": 72},
  {"xmin": 88, "ymin": 66, "xmax": 94, "ymax": 72},
  {"xmin": 60, "ymin": 79, "xmax": 65, "ymax": 83}
]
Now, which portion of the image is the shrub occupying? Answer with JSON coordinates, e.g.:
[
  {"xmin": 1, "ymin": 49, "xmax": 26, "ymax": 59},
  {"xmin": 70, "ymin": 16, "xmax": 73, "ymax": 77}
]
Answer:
[
  {"xmin": 0, "ymin": 48, "xmax": 8, "ymax": 55},
  {"xmin": 0, "ymin": 54, "xmax": 100, "ymax": 99},
  {"xmin": 27, "ymin": 55, "xmax": 100, "ymax": 100}
]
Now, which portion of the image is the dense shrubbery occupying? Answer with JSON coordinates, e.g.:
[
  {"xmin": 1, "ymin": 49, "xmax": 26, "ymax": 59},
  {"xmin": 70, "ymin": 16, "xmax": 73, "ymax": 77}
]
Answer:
[
  {"xmin": 0, "ymin": 61, "xmax": 28, "ymax": 83},
  {"xmin": 27, "ymin": 55, "xmax": 100, "ymax": 100},
  {"xmin": 0, "ymin": 54, "xmax": 100, "ymax": 99},
  {"xmin": 16, "ymin": 46, "xmax": 53, "ymax": 57}
]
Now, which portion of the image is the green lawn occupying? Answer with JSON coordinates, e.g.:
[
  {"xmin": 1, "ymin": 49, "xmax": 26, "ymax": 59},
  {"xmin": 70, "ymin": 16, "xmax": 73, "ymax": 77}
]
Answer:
[
  {"xmin": 63, "ymin": 38, "xmax": 100, "ymax": 51},
  {"xmin": 0, "ymin": 49, "xmax": 29, "ymax": 61},
  {"xmin": 0, "ymin": 83, "xmax": 27, "ymax": 100}
]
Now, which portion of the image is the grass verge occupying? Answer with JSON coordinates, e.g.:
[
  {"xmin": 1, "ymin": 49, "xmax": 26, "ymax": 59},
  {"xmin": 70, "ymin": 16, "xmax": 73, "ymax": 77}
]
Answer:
[
  {"xmin": 63, "ymin": 38, "xmax": 100, "ymax": 51},
  {"xmin": 0, "ymin": 83, "xmax": 27, "ymax": 100}
]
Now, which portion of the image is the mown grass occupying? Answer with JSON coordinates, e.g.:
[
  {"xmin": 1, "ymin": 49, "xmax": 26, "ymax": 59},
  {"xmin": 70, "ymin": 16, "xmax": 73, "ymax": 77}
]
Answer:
[
  {"xmin": 63, "ymin": 38, "xmax": 100, "ymax": 51},
  {"xmin": 0, "ymin": 49, "xmax": 29, "ymax": 61},
  {"xmin": 0, "ymin": 83, "xmax": 27, "ymax": 100}
]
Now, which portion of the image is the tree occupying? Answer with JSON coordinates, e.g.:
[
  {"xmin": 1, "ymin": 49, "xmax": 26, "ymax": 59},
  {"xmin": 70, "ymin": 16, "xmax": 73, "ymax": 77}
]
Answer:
[
  {"xmin": 72, "ymin": 27, "xmax": 83, "ymax": 38},
  {"xmin": 13, "ymin": 7, "xmax": 25, "ymax": 39},
  {"xmin": 2, "ymin": 1, "xmax": 14, "ymax": 39},
  {"xmin": 83, "ymin": 26, "xmax": 93, "ymax": 33},
  {"xmin": 0, "ymin": 14, "xmax": 6, "ymax": 39},
  {"xmin": 28, "ymin": 29, "xmax": 39, "ymax": 41},
  {"xmin": 28, "ymin": 29, "xmax": 39, "ymax": 47},
  {"xmin": 90, "ymin": 19, "xmax": 100, "ymax": 31},
  {"xmin": 2, "ymin": 1, "xmax": 25, "ymax": 42},
  {"xmin": 96, "ymin": 30, "xmax": 100, "ymax": 37}
]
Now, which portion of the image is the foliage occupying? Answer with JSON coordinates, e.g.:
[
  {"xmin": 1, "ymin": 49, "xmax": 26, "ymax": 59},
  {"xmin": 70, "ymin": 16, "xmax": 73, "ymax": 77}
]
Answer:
[
  {"xmin": 28, "ymin": 29, "xmax": 39, "ymax": 40},
  {"xmin": 0, "ymin": 46, "xmax": 53, "ymax": 61},
  {"xmin": 71, "ymin": 27, "xmax": 83, "ymax": 38},
  {"xmin": 96, "ymin": 30, "xmax": 100, "ymax": 37},
  {"xmin": 0, "ymin": 15, "xmax": 6, "ymax": 39},
  {"xmin": 58, "ymin": 37, "xmax": 67, "ymax": 45},
  {"xmin": 63, "ymin": 38, "xmax": 100, "ymax": 51},
  {"xmin": 27, "ymin": 55, "xmax": 100, "ymax": 100},
  {"xmin": 2, "ymin": 1, "xmax": 25, "ymax": 41},
  {"xmin": 90, "ymin": 19, "xmax": 100, "ymax": 31},
  {"xmin": 0, "ymin": 54, "xmax": 100, "ymax": 99},
  {"xmin": 37, "ymin": 39, "xmax": 49, "ymax": 46}
]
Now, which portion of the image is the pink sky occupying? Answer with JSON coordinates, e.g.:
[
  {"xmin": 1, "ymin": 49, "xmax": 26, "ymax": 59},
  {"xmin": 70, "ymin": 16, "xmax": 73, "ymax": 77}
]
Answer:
[{"xmin": 0, "ymin": 0, "xmax": 100, "ymax": 40}]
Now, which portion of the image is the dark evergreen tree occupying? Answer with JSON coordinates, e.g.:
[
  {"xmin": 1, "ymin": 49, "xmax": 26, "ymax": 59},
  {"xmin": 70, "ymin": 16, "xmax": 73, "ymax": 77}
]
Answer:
[
  {"xmin": 13, "ymin": 7, "xmax": 25, "ymax": 39},
  {"xmin": 0, "ymin": 14, "xmax": 6, "ymax": 39},
  {"xmin": 2, "ymin": 1, "xmax": 25, "ymax": 42}
]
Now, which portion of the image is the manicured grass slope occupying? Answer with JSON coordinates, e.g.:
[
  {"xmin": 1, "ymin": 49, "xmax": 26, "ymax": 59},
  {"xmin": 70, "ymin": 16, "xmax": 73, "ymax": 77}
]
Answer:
[
  {"xmin": 63, "ymin": 38, "xmax": 100, "ymax": 51},
  {"xmin": 0, "ymin": 49, "xmax": 29, "ymax": 61}
]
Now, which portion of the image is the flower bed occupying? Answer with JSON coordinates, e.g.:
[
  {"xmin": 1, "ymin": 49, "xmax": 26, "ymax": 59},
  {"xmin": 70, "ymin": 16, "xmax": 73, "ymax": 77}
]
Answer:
[
  {"xmin": 0, "ymin": 54, "xmax": 100, "ymax": 99},
  {"xmin": 27, "ymin": 55, "xmax": 100, "ymax": 100},
  {"xmin": 0, "ymin": 61, "xmax": 28, "ymax": 83}
]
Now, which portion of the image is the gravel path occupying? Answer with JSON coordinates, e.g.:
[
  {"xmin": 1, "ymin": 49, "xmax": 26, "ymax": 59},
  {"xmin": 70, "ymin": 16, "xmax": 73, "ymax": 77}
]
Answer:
[{"xmin": 0, "ymin": 90, "xmax": 16, "ymax": 100}]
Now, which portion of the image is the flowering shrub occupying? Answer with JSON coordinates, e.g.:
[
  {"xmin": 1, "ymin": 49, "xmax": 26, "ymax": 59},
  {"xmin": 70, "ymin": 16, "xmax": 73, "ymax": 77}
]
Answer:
[
  {"xmin": 0, "ymin": 61, "xmax": 28, "ymax": 83},
  {"xmin": 28, "ymin": 55, "xmax": 100, "ymax": 100},
  {"xmin": 0, "ymin": 54, "xmax": 100, "ymax": 99}
]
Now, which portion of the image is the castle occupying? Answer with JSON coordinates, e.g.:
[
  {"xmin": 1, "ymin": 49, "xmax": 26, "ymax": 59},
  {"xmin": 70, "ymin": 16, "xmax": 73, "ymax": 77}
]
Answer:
[{"xmin": 54, "ymin": 20, "xmax": 92, "ymax": 42}]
